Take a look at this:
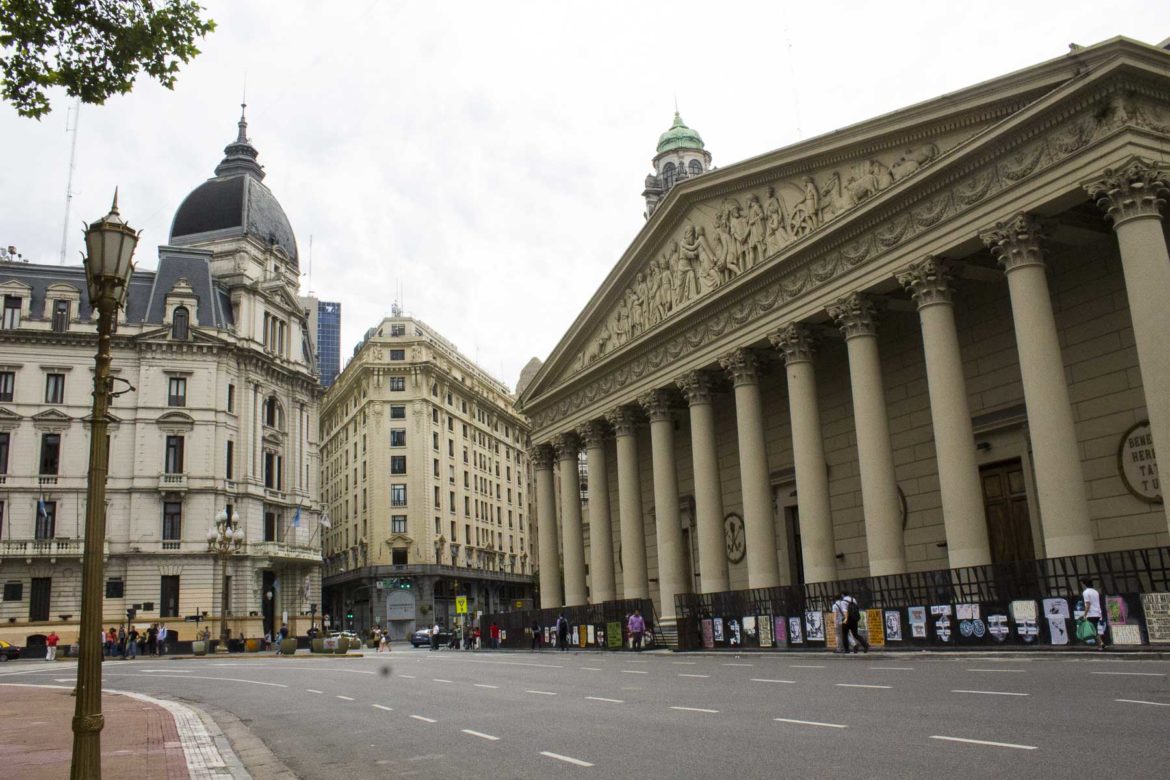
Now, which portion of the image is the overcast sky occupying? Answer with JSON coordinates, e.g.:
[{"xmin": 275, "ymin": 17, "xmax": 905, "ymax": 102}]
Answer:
[{"xmin": 2, "ymin": 1, "xmax": 1168, "ymax": 390}]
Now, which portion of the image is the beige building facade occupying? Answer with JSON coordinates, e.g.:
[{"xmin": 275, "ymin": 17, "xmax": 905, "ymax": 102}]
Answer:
[
  {"xmin": 0, "ymin": 111, "xmax": 323, "ymax": 648},
  {"xmin": 519, "ymin": 38, "xmax": 1170, "ymax": 623},
  {"xmin": 320, "ymin": 314, "xmax": 535, "ymax": 639}
]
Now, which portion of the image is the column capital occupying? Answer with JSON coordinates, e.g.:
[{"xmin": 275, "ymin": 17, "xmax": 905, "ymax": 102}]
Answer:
[
  {"xmin": 552, "ymin": 431, "xmax": 580, "ymax": 461},
  {"xmin": 1084, "ymin": 157, "xmax": 1170, "ymax": 228},
  {"xmin": 605, "ymin": 405, "xmax": 642, "ymax": 437},
  {"xmin": 827, "ymin": 292, "xmax": 882, "ymax": 339},
  {"xmin": 576, "ymin": 420, "xmax": 610, "ymax": 449},
  {"xmin": 528, "ymin": 443, "xmax": 555, "ymax": 469},
  {"xmin": 720, "ymin": 348, "xmax": 761, "ymax": 386},
  {"xmin": 896, "ymin": 256, "xmax": 957, "ymax": 309},
  {"xmin": 638, "ymin": 388, "xmax": 675, "ymax": 422},
  {"xmin": 769, "ymin": 323, "xmax": 818, "ymax": 364},
  {"xmin": 979, "ymin": 213, "xmax": 1046, "ymax": 272},
  {"xmin": 676, "ymin": 370, "xmax": 717, "ymax": 406}
]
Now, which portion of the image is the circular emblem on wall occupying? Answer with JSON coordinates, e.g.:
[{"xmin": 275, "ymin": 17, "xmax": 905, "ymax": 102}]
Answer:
[
  {"xmin": 1118, "ymin": 421, "xmax": 1161, "ymax": 504},
  {"xmin": 724, "ymin": 513, "xmax": 746, "ymax": 563}
]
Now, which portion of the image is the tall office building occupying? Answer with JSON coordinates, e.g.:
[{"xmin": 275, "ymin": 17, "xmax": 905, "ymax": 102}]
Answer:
[{"xmin": 317, "ymin": 301, "xmax": 341, "ymax": 387}]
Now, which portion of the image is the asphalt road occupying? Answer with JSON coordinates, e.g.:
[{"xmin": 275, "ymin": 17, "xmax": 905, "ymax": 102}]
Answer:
[{"xmin": 5, "ymin": 648, "xmax": 1169, "ymax": 778}]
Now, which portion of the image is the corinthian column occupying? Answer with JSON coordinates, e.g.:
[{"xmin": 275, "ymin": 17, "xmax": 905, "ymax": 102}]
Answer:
[
  {"xmin": 677, "ymin": 370, "xmax": 729, "ymax": 593},
  {"xmin": 1086, "ymin": 159, "xmax": 1170, "ymax": 534},
  {"xmin": 639, "ymin": 388, "xmax": 688, "ymax": 621},
  {"xmin": 531, "ymin": 444, "xmax": 562, "ymax": 608},
  {"xmin": 769, "ymin": 324, "xmax": 836, "ymax": 583},
  {"xmin": 981, "ymin": 216, "xmax": 1093, "ymax": 557},
  {"xmin": 606, "ymin": 406, "xmax": 649, "ymax": 599},
  {"xmin": 554, "ymin": 432, "xmax": 587, "ymax": 606},
  {"xmin": 897, "ymin": 259, "xmax": 991, "ymax": 568},
  {"xmin": 719, "ymin": 348, "xmax": 780, "ymax": 588},
  {"xmin": 577, "ymin": 421, "xmax": 616, "ymax": 602},
  {"xmin": 827, "ymin": 293, "xmax": 906, "ymax": 576}
]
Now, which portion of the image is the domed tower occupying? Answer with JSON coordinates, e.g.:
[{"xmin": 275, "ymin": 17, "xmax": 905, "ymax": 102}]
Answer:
[{"xmin": 642, "ymin": 111, "xmax": 712, "ymax": 218}]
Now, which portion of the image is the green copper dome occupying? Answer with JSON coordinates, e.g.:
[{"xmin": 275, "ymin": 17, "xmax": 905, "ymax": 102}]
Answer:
[{"xmin": 656, "ymin": 112, "xmax": 704, "ymax": 154}]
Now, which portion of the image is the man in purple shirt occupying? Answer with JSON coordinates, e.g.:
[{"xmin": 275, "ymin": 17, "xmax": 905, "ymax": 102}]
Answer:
[{"xmin": 628, "ymin": 610, "xmax": 646, "ymax": 651}]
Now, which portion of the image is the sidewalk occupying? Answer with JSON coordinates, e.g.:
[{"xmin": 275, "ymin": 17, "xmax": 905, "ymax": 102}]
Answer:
[{"xmin": 0, "ymin": 683, "xmax": 241, "ymax": 779}]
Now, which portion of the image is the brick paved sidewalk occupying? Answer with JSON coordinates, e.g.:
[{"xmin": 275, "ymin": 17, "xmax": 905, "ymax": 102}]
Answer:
[{"xmin": 0, "ymin": 684, "xmax": 191, "ymax": 779}]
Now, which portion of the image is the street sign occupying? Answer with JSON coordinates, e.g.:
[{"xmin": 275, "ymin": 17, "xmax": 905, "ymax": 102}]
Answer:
[{"xmin": 455, "ymin": 595, "xmax": 468, "ymax": 614}]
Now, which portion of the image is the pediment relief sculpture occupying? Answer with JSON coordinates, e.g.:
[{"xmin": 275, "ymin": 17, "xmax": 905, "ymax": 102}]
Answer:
[{"xmin": 572, "ymin": 143, "xmax": 944, "ymax": 374}]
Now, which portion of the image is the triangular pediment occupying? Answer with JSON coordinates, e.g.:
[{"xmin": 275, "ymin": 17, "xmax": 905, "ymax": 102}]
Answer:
[
  {"xmin": 0, "ymin": 406, "xmax": 21, "ymax": 423},
  {"xmin": 31, "ymin": 408, "xmax": 70, "ymax": 423},
  {"xmin": 156, "ymin": 411, "xmax": 195, "ymax": 431},
  {"xmin": 385, "ymin": 533, "xmax": 414, "ymax": 548},
  {"xmin": 520, "ymin": 37, "xmax": 1170, "ymax": 408}
]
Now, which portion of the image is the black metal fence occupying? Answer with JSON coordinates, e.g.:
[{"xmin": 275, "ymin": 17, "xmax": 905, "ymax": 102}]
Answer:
[
  {"xmin": 675, "ymin": 546, "xmax": 1170, "ymax": 650},
  {"xmin": 484, "ymin": 598, "xmax": 658, "ymax": 651}
]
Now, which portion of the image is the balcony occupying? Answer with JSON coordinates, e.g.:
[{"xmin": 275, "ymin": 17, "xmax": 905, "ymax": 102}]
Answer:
[
  {"xmin": 250, "ymin": 540, "xmax": 321, "ymax": 563},
  {"xmin": 37, "ymin": 475, "xmax": 58, "ymax": 486},
  {"xmin": 158, "ymin": 473, "xmax": 188, "ymax": 492},
  {"xmin": 0, "ymin": 538, "xmax": 109, "ymax": 562}
]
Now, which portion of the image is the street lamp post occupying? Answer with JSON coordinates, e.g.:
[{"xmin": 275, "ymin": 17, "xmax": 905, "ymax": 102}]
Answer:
[
  {"xmin": 72, "ymin": 192, "xmax": 139, "ymax": 780},
  {"xmin": 207, "ymin": 507, "xmax": 244, "ymax": 652}
]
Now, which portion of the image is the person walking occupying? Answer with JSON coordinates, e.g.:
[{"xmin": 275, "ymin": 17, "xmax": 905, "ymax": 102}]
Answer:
[
  {"xmin": 531, "ymin": 619, "xmax": 542, "ymax": 651},
  {"xmin": 147, "ymin": 623, "xmax": 158, "ymax": 656},
  {"xmin": 489, "ymin": 622, "xmax": 500, "ymax": 650},
  {"xmin": 125, "ymin": 626, "xmax": 139, "ymax": 659},
  {"xmin": 117, "ymin": 626, "xmax": 127, "ymax": 658},
  {"xmin": 157, "ymin": 623, "xmax": 168, "ymax": 655},
  {"xmin": 105, "ymin": 627, "xmax": 117, "ymax": 657},
  {"xmin": 556, "ymin": 613, "xmax": 569, "ymax": 651},
  {"xmin": 627, "ymin": 610, "xmax": 646, "ymax": 652},
  {"xmin": 832, "ymin": 594, "xmax": 849, "ymax": 653},
  {"xmin": 430, "ymin": 622, "xmax": 441, "ymax": 651},
  {"xmin": 1081, "ymin": 578, "xmax": 1106, "ymax": 651},
  {"xmin": 841, "ymin": 591, "xmax": 869, "ymax": 653},
  {"xmin": 45, "ymin": 630, "xmax": 59, "ymax": 661}
]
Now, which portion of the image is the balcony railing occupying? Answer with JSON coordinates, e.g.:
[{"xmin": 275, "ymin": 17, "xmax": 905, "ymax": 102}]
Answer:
[
  {"xmin": 250, "ymin": 540, "xmax": 321, "ymax": 563},
  {"xmin": 0, "ymin": 538, "xmax": 108, "ymax": 561},
  {"xmin": 158, "ymin": 473, "xmax": 188, "ymax": 492}
]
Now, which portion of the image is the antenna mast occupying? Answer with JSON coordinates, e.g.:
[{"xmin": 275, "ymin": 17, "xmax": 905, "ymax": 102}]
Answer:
[{"xmin": 59, "ymin": 98, "xmax": 81, "ymax": 264}]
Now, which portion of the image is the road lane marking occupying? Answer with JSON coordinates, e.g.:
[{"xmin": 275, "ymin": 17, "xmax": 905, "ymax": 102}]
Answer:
[
  {"xmin": 678, "ymin": 673, "xmax": 710, "ymax": 678},
  {"xmin": 751, "ymin": 679, "xmax": 796, "ymax": 684},
  {"xmin": 130, "ymin": 673, "xmax": 287, "ymax": 688},
  {"xmin": 432, "ymin": 679, "xmax": 454, "ymax": 683},
  {"xmin": 580, "ymin": 667, "xmax": 602, "ymax": 671},
  {"xmin": 399, "ymin": 674, "xmax": 416, "ymax": 679},
  {"xmin": 474, "ymin": 684, "xmax": 499, "ymax": 689},
  {"xmin": 1116, "ymin": 698, "xmax": 1170, "ymax": 706},
  {"xmin": 722, "ymin": 663, "xmax": 754, "ymax": 667},
  {"xmin": 930, "ymin": 735, "xmax": 1036, "ymax": 750},
  {"xmin": 336, "ymin": 695, "xmax": 354, "ymax": 701},
  {"xmin": 870, "ymin": 667, "xmax": 914, "ymax": 671},
  {"xmin": 951, "ymin": 690, "xmax": 1029, "ymax": 697},
  {"xmin": 586, "ymin": 696, "xmax": 623, "ymax": 703},
  {"xmin": 541, "ymin": 751, "xmax": 593, "ymax": 767},
  {"xmin": 790, "ymin": 665, "xmax": 825, "ymax": 669},
  {"xmin": 372, "ymin": 704, "xmax": 393, "ymax": 711},
  {"xmin": 306, "ymin": 689, "xmax": 323, "ymax": 694},
  {"xmin": 835, "ymin": 684, "xmax": 891, "ymax": 689},
  {"xmin": 526, "ymin": 689, "xmax": 557, "ymax": 695},
  {"xmin": 462, "ymin": 729, "xmax": 499, "ymax": 741},
  {"xmin": 621, "ymin": 670, "xmax": 648, "ymax": 675},
  {"xmin": 967, "ymin": 669, "xmax": 1026, "ymax": 673},
  {"xmin": 671, "ymin": 661, "xmax": 696, "ymax": 665},
  {"xmin": 55, "ymin": 678, "xmax": 76, "ymax": 683},
  {"xmin": 410, "ymin": 715, "xmax": 437, "ymax": 723},
  {"xmin": 139, "ymin": 669, "xmax": 192, "ymax": 673},
  {"xmin": 1091, "ymin": 671, "xmax": 1166, "ymax": 677},
  {"xmin": 774, "ymin": 718, "xmax": 847, "ymax": 729},
  {"xmin": 670, "ymin": 706, "xmax": 719, "ymax": 713}
]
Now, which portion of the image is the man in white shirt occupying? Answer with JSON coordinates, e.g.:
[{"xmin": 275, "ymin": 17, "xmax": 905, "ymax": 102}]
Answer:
[
  {"xmin": 1080, "ymin": 578, "xmax": 1105, "ymax": 650},
  {"xmin": 831, "ymin": 594, "xmax": 849, "ymax": 653}
]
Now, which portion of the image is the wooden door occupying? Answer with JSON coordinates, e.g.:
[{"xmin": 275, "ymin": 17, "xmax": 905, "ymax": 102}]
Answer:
[
  {"xmin": 29, "ymin": 577, "xmax": 51, "ymax": 622},
  {"xmin": 980, "ymin": 460, "xmax": 1036, "ymax": 563}
]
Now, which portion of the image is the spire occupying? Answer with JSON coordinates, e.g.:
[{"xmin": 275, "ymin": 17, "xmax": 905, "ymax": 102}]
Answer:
[{"xmin": 215, "ymin": 103, "xmax": 265, "ymax": 180}]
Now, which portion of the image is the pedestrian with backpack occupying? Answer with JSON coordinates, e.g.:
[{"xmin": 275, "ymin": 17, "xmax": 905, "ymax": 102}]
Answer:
[
  {"xmin": 832, "ymin": 594, "xmax": 850, "ymax": 653},
  {"xmin": 841, "ymin": 591, "xmax": 869, "ymax": 653}
]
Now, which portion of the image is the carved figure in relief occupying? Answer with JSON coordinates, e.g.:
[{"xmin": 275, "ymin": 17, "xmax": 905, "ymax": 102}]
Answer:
[
  {"xmin": 818, "ymin": 171, "xmax": 851, "ymax": 222},
  {"xmin": 634, "ymin": 273, "xmax": 650, "ymax": 334},
  {"xmin": 646, "ymin": 262, "xmax": 661, "ymax": 327},
  {"xmin": 627, "ymin": 284, "xmax": 644, "ymax": 337},
  {"xmin": 789, "ymin": 176, "xmax": 821, "ymax": 237},
  {"xmin": 657, "ymin": 255, "xmax": 675, "ymax": 320},
  {"xmin": 764, "ymin": 185, "xmax": 790, "ymax": 255},
  {"xmin": 845, "ymin": 160, "xmax": 894, "ymax": 206},
  {"xmin": 889, "ymin": 143, "xmax": 939, "ymax": 180},
  {"xmin": 730, "ymin": 199, "xmax": 752, "ymax": 272},
  {"xmin": 612, "ymin": 296, "xmax": 630, "ymax": 346},
  {"xmin": 678, "ymin": 224, "xmax": 713, "ymax": 298},
  {"xmin": 746, "ymin": 194, "xmax": 767, "ymax": 268},
  {"xmin": 594, "ymin": 321, "xmax": 611, "ymax": 359},
  {"xmin": 712, "ymin": 201, "xmax": 742, "ymax": 283}
]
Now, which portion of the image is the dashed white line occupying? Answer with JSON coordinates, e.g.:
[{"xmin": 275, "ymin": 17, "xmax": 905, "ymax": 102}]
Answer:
[
  {"xmin": 579, "ymin": 667, "xmax": 602, "ymax": 671},
  {"xmin": 541, "ymin": 751, "xmax": 593, "ymax": 767},
  {"xmin": 586, "ymin": 696, "xmax": 623, "ymax": 703},
  {"xmin": 790, "ymin": 665, "xmax": 825, "ymax": 669},
  {"xmin": 525, "ymin": 689, "xmax": 557, "ymax": 696},
  {"xmin": 462, "ymin": 729, "xmax": 500, "ymax": 741},
  {"xmin": 474, "ymin": 683, "xmax": 499, "ymax": 689},
  {"xmin": 1115, "ymin": 698, "xmax": 1170, "ymax": 706},
  {"xmin": 128, "ymin": 674, "xmax": 287, "ymax": 688},
  {"xmin": 951, "ymin": 690, "xmax": 1029, "ymax": 697},
  {"xmin": 432, "ymin": 678, "xmax": 454, "ymax": 684},
  {"xmin": 306, "ymin": 689, "xmax": 323, "ymax": 694},
  {"xmin": 399, "ymin": 674, "xmax": 416, "ymax": 679},
  {"xmin": 870, "ymin": 666, "xmax": 914, "ymax": 671},
  {"xmin": 835, "ymin": 684, "xmax": 891, "ymax": 689},
  {"xmin": 1091, "ymin": 671, "xmax": 1166, "ymax": 677},
  {"xmin": 678, "ymin": 673, "xmax": 710, "ymax": 678},
  {"xmin": 336, "ymin": 695, "xmax": 355, "ymax": 701},
  {"xmin": 671, "ymin": 706, "xmax": 719, "ymax": 713},
  {"xmin": 775, "ymin": 717, "xmax": 847, "ymax": 729},
  {"xmin": 371, "ymin": 704, "xmax": 393, "ymax": 711},
  {"xmin": 410, "ymin": 715, "xmax": 437, "ymax": 723},
  {"xmin": 751, "ymin": 678, "xmax": 796, "ymax": 684},
  {"xmin": 967, "ymin": 668, "xmax": 1026, "ymax": 673},
  {"xmin": 930, "ymin": 735, "xmax": 1036, "ymax": 750},
  {"xmin": 722, "ymin": 663, "xmax": 754, "ymax": 667},
  {"xmin": 621, "ymin": 670, "xmax": 648, "ymax": 675},
  {"xmin": 671, "ymin": 661, "xmax": 697, "ymax": 665}
]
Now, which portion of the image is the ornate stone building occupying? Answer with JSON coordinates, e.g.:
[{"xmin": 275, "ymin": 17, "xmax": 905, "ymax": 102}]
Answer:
[
  {"xmin": 519, "ymin": 37, "xmax": 1170, "ymax": 624},
  {"xmin": 0, "ymin": 110, "xmax": 323, "ymax": 647},
  {"xmin": 320, "ymin": 315, "xmax": 535, "ymax": 639},
  {"xmin": 643, "ymin": 112, "xmax": 712, "ymax": 218}
]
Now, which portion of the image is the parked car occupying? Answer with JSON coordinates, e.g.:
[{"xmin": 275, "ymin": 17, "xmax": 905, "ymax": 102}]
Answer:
[
  {"xmin": 0, "ymin": 640, "xmax": 23, "ymax": 661},
  {"xmin": 410, "ymin": 627, "xmax": 452, "ymax": 647}
]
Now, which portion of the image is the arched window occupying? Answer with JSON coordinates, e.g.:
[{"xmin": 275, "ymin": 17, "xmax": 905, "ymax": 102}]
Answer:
[
  {"xmin": 662, "ymin": 162, "xmax": 677, "ymax": 189},
  {"xmin": 171, "ymin": 306, "xmax": 189, "ymax": 340},
  {"xmin": 689, "ymin": 159, "xmax": 703, "ymax": 176},
  {"xmin": 264, "ymin": 395, "xmax": 285, "ymax": 429}
]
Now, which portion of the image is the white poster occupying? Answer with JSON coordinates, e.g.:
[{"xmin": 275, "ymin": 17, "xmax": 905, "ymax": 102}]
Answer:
[
  {"xmin": 804, "ymin": 610, "xmax": 825, "ymax": 642},
  {"xmin": 1043, "ymin": 598, "xmax": 1070, "ymax": 619},
  {"xmin": 884, "ymin": 611, "xmax": 903, "ymax": 642},
  {"xmin": 788, "ymin": 616, "xmax": 804, "ymax": 644},
  {"xmin": 1047, "ymin": 615, "xmax": 1069, "ymax": 645}
]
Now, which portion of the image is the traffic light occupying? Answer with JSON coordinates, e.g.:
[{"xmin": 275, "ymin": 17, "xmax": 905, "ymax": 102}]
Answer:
[
  {"xmin": 126, "ymin": 607, "xmax": 137, "ymax": 621},
  {"xmin": 345, "ymin": 609, "xmax": 354, "ymax": 622},
  {"xmin": 400, "ymin": 578, "xmax": 412, "ymax": 590}
]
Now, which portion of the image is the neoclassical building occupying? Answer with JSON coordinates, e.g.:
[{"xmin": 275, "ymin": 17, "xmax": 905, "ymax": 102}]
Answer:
[
  {"xmin": 518, "ymin": 37, "xmax": 1170, "ymax": 624},
  {"xmin": 0, "ymin": 110, "xmax": 323, "ymax": 647},
  {"xmin": 320, "ymin": 314, "xmax": 535, "ymax": 638}
]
